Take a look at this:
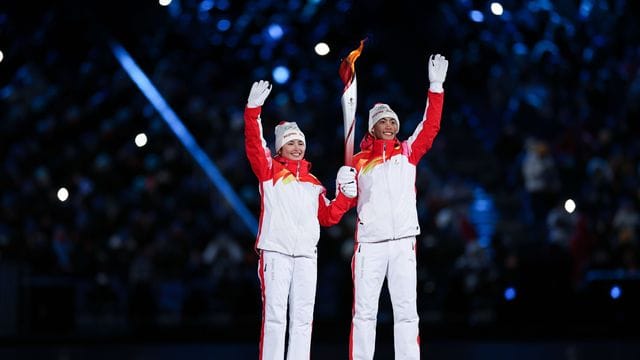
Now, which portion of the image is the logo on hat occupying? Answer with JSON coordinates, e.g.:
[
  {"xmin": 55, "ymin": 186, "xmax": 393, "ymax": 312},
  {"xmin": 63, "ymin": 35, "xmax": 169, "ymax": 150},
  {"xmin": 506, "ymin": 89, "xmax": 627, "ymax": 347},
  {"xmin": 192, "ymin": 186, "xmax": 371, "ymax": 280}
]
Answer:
[{"xmin": 275, "ymin": 121, "xmax": 306, "ymax": 151}]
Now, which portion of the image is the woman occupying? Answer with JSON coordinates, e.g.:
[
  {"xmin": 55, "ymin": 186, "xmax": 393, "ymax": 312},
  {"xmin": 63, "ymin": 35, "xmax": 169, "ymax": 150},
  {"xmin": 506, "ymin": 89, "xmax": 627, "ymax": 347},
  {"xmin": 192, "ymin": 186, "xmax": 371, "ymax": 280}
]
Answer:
[{"xmin": 244, "ymin": 80, "xmax": 356, "ymax": 359}]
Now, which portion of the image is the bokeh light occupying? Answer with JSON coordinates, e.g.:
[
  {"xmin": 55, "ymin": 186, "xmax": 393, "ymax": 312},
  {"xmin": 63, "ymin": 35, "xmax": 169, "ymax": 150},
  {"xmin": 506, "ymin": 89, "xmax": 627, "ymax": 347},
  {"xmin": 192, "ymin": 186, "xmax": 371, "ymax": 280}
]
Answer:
[
  {"xmin": 272, "ymin": 66, "xmax": 290, "ymax": 84},
  {"xmin": 135, "ymin": 133, "xmax": 148, "ymax": 147},
  {"xmin": 217, "ymin": 19, "xmax": 231, "ymax": 32},
  {"xmin": 268, "ymin": 24, "xmax": 284, "ymax": 40},
  {"xmin": 470, "ymin": 10, "xmax": 484, "ymax": 22},
  {"xmin": 490, "ymin": 2, "xmax": 504, "ymax": 16},
  {"xmin": 564, "ymin": 199, "xmax": 576, "ymax": 213},
  {"xmin": 314, "ymin": 42, "xmax": 330, "ymax": 56},
  {"xmin": 57, "ymin": 187, "xmax": 69, "ymax": 202},
  {"xmin": 610, "ymin": 285, "xmax": 621, "ymax": 300},
  {"xmin": 504, "ymin": 287, "xmax": 517, "ymax": 301}
]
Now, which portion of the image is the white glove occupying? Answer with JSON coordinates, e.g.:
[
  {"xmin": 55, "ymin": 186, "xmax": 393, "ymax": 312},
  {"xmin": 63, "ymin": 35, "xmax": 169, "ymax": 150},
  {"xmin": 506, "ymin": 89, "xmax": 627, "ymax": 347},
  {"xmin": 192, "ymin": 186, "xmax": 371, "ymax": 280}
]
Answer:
[
  {"xmin": 247, "ymin": 80, "xmax": 272, "ymax": 108},
  {"xmin": 339, "ymin": 182, "xmax": 357, "ymax": 198},
  {"xmin": 336, "ymin": 166, "xmax": 357, "ymax": 198},
  {"xmin": 428, "ymin": 54, "xmax": 448, "ymax": 93}
]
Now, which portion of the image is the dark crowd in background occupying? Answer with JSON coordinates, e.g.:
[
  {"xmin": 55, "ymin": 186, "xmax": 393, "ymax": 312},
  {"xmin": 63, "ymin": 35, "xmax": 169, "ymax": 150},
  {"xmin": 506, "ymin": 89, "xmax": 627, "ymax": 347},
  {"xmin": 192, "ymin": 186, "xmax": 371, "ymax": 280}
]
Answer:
[{"xmin": 1, "ymin": 0, "xmax": 639, "ymax": 342}]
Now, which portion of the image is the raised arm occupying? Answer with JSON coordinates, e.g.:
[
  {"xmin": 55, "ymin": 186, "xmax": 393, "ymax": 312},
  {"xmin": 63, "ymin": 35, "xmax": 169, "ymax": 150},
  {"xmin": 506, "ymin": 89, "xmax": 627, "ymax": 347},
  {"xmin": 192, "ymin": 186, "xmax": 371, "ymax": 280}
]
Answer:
[
  {"xmin": 406, "ymin": 54, "xmax": 448, "ymax": 165},
  {"xmin": 244, "ymin": 80, "xmax": 273, "ymax": 181}
]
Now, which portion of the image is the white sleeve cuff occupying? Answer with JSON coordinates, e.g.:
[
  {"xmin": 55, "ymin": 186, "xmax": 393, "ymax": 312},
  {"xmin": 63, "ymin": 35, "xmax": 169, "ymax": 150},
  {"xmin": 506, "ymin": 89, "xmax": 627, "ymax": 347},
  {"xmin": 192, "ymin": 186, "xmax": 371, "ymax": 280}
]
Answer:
[{"xmin": 429, "ymin": 82, "xmax": 444, "ymax": 93}]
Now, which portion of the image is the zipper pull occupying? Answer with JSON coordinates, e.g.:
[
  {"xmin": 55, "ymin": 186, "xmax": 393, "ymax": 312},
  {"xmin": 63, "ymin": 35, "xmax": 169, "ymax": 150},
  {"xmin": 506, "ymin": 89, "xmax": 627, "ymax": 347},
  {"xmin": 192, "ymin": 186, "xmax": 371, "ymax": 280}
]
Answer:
[{"xmin": 383, "ymin": 142, "xmax": 386, "ymax": 162}]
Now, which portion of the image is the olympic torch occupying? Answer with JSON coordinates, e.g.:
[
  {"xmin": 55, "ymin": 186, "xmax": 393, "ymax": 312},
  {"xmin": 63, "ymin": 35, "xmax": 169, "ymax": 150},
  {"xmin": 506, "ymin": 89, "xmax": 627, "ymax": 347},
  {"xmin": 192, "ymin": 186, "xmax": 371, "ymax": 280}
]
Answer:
[{"xmin": 338, "ymin": 39, "xmax": 365, "ymax": 166}]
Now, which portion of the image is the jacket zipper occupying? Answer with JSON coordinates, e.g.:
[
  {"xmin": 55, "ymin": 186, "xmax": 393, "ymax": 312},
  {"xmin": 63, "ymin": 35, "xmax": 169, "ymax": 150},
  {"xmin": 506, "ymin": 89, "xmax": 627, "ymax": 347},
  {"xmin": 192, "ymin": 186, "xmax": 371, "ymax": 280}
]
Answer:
[
  {"xmin": 383, "ymin": 142, "xmax": 386, "ymax": 163},
  {"xmin": 293, "ymin": 160, "xmax": 301, "ymax": 255},
  {"xmin": 382, "ymin": 142, "xmax": 396, "ymax": 239}
]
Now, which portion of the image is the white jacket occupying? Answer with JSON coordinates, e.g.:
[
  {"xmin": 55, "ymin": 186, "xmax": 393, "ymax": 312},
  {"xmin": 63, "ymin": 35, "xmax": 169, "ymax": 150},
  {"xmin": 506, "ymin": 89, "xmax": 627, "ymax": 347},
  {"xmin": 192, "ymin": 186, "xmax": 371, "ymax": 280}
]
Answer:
[
  {"xmin": 244, "ymin": 106, "xmax": 351, "ymax": 257},
  {"xmin": 349, "ymin": 91, "xmax": 444, "ymax": 243}
]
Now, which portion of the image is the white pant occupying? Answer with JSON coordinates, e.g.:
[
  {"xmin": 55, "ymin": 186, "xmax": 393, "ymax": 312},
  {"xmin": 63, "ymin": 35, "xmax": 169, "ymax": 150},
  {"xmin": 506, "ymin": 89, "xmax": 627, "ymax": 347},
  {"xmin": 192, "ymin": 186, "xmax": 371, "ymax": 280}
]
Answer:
[
  {"xmin": 258, "ymin": 250, "xmax": 317, "ymax": 360},
  {"xmin": 350, "ymin": 237, "xmax": 420, "ymax": 360}
]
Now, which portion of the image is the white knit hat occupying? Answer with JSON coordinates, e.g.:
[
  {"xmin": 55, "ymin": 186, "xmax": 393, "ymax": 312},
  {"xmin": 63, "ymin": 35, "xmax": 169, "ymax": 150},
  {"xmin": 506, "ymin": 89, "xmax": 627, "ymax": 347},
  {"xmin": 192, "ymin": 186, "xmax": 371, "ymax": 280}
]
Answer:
[
  {"xmin": 274, "ymin": 121, "xmax": 306, "ymax": 151},
  {"xmin": 368, "ymin": 103, "xmax": 399, "ymax": 134}
]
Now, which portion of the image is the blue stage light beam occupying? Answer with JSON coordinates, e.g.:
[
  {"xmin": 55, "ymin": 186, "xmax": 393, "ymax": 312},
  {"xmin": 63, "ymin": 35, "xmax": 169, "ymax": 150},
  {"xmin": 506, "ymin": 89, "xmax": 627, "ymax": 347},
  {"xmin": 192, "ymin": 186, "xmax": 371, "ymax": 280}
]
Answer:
[{"xmin": 110, "ymin": 42, "xmax": 258, "ymax": 236}]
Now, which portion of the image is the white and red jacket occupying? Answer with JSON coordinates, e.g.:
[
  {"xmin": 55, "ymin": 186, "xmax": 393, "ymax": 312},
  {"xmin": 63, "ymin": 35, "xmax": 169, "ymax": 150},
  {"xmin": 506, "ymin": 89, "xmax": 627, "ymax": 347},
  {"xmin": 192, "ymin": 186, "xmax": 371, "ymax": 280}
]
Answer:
[
  {"xmin": 348, "ymin": 91, "xmax": 444, "ymax": 243},
  {"xmin": 244, "ymin": 106, "xmax": 351, "ymax": 258}
]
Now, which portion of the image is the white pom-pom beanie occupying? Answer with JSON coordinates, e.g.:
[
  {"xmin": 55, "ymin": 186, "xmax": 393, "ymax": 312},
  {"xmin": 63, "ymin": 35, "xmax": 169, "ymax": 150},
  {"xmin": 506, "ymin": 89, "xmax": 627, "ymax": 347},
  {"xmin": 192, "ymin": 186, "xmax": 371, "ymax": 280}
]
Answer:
[
  {"xmin": 274, "ymin": 121, "xmax": 306, "ymax": 151},
  {"xmin": 368, "ymin": 103, "xmax": 399, "ymax": 134}
]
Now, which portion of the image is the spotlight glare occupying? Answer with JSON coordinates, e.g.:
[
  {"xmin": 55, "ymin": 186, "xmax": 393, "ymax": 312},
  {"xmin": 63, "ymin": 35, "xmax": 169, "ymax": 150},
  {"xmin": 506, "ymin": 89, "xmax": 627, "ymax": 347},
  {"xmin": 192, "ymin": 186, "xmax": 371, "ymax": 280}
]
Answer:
[
  {"xmin": 110, "ymin": 42, "xmax": 258, "ymax": 235},
  {"xmin": 57, "ymin": 187, "xmax": 69, "ymax": 202},
  {"xmin": 0, "ymin": 50, "xmax": 4, "ymax": 63},
  {"xmin": 314, "ymin": 42, "xmax": 330, "ymax": 56},
  {"xmin": 159, "ymin": 0, "xmax": 172, "ymax": 6}
]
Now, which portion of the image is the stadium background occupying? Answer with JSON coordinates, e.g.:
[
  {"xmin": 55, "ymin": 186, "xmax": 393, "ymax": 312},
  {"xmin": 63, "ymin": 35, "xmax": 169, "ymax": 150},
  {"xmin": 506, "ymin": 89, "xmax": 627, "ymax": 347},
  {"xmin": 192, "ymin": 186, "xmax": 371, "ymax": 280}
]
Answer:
[{"xmin": 1, "ymin": 0, "xmax": 640, "ymax": 358}]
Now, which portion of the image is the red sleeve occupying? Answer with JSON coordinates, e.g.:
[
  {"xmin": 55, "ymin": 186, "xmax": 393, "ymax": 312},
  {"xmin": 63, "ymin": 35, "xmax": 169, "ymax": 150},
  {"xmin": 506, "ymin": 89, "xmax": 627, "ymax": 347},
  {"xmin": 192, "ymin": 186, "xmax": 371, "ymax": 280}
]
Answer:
[
  {"xmin": 406, "ymin": 91, "xmax": 444, "ymax": 165},
  {"xmin": 317, "ymin": 190, "xmax": 356, "ymax": 227},
  {"xmin": 244, "ymin": 106, "xmax": 272, "ymax": 181}
]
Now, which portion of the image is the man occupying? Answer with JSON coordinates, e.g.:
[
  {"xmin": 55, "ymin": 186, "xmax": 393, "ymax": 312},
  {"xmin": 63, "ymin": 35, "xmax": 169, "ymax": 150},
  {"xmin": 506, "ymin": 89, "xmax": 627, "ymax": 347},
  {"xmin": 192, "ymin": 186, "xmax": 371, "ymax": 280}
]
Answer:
[{"xmin": 337, "ymin": 54, "xmax": 448, "ymax": 359}]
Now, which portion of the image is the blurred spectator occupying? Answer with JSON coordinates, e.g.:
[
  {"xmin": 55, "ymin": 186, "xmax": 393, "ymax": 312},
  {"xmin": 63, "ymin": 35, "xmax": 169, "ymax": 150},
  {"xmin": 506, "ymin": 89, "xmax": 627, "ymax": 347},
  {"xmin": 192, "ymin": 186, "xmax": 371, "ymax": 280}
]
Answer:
[
  {"xmin": 611, "ymin": 200, "xmax": 640, "ymax": 271},
  {"xmin": 521, "ymin": 138, "xmax": 560, "ymax": 236},
  {"xmin": 2, "ymin": 0, "xmax": 640, "ymax": 338},
  {"xmin": 546, "ymin": 201, "xmax": 577, "ymax": 249}
]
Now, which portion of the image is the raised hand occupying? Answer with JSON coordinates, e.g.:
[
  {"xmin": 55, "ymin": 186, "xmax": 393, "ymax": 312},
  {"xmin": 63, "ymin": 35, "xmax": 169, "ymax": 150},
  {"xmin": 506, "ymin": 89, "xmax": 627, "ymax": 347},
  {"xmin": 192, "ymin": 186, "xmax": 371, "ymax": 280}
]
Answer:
[
  {"xmin": 247, "ymin": 80, "xmax": 272, "ymax": 108},
  {"xmin": 428, "ymin": 54, "xmax": 448, "ymax": 93}
]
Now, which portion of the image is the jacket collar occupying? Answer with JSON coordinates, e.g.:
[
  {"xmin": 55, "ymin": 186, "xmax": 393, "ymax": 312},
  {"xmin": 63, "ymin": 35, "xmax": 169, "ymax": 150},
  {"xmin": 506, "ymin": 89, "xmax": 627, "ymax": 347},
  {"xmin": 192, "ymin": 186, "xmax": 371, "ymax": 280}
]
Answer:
[
  {"xmin": 359, "ymin": 133, "xmax": 400, "ymax": 158},
  {"xmin": 273, "ymin": 155, "xmax": 311, "ymax": 176}
]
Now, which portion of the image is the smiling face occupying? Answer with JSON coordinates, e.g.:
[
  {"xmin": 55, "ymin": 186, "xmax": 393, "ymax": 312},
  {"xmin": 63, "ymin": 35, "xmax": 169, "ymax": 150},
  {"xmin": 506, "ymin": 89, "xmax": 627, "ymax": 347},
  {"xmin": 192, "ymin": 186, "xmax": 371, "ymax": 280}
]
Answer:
[
  {"xmin": 371, "ymin": 117, "xmax": 398, "ymax": 140},
  {"xmin": 279, "ymin": 139, "xmax": 306, "ymax": 160}
]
